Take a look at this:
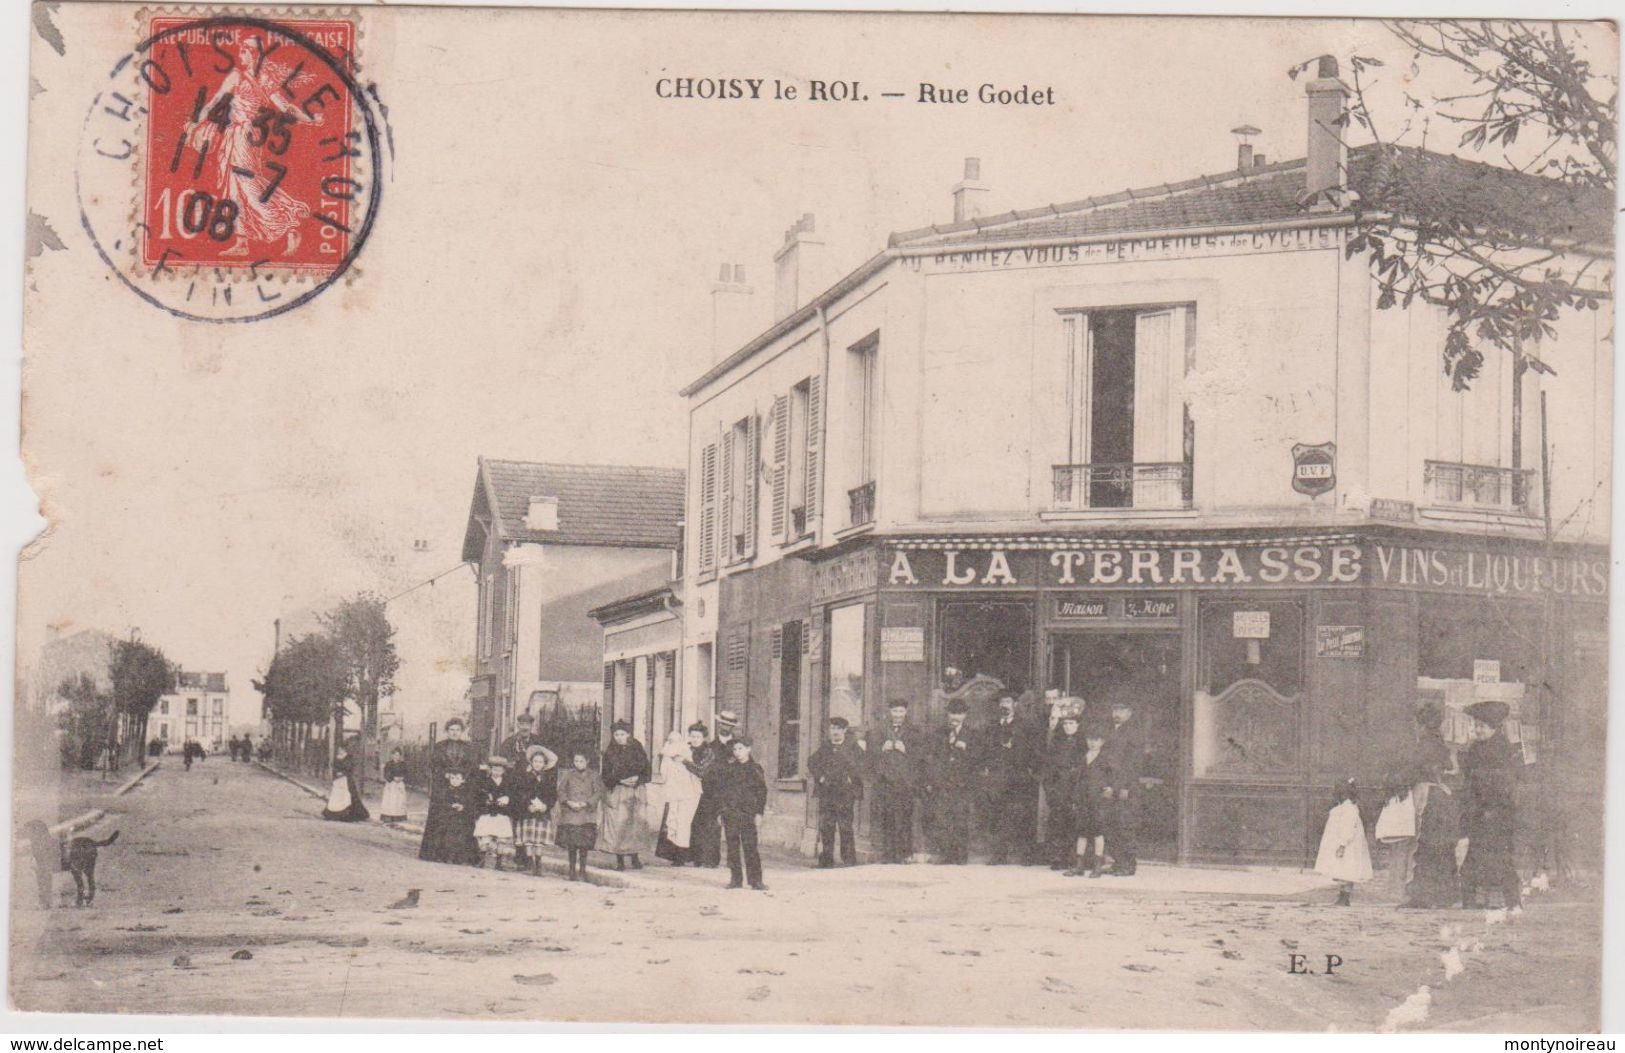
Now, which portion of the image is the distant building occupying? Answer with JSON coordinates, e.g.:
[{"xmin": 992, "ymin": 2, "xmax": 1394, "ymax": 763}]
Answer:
[
  {"xmin": 28, "ymin": 627, "xmax": 119, "ymax": 715},
  {"xmin": 461, "ymin": 459, "xmax": 684, "ymax": 754},
  {"xmin": 589, "ymin": 582, "xmax": 682, "ymax": 751},
  {"xmin": 155, "ymin": 670, "xmax": 230, "ymax": 750}
]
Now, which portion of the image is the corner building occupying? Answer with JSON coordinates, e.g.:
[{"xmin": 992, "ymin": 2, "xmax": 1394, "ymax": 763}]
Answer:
[{"xmin": 678, "ymin": 72, "xmax": 1612, "ymax": 864}]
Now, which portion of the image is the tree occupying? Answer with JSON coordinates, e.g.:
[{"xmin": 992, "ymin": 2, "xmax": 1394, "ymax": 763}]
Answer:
[
  {"xmin": 58, "ymin": 673, "xmax": 113, "ymax": 770},
  {"xmin": 109, "ymin": 639, "xmax": 174, "ymax": 768},
  {"xmin": 320, "ymin": 593, "xmax": 400, "ymax": 790},
  {"xmin": 1297, "ymin": 21, "xmax": 1614, "ymax": 389},
  {"xmin": 254, "ymin": 632, "xmax": 350, "ymax": 771}
]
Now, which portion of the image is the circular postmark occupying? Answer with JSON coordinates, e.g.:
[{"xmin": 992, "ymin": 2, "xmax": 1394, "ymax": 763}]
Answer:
[{"xmin": 76, "ymin": 12, "xmax": 387, "ymax": 323}]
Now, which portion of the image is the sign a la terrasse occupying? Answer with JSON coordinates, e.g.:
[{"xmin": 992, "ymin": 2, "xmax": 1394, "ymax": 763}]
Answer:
[{"xmin": 880, "ymin": 542, "xmax": 1606, "ymax": 598}]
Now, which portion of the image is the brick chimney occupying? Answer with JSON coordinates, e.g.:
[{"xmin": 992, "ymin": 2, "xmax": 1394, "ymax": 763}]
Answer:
[
  {"xmin": 772, "ymin": 214, "xmax": 829, "ymax": 321},
  {"xmin": 1304, "ymin": 55, "xmax": 1348, "ymax": 208},
  {"xmin": 1231, "ymin": 125, "xmax": 1261, "ymax": 171},
  {"xmin": 710, "ymin": 262, "xmax": 755, "ymax": 361},
  {"xmin": 952, "ymin": 157, "xmax": 990, "ymax": 223}
]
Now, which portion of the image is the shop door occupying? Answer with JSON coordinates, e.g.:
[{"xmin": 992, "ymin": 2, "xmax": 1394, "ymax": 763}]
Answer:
[{"xmin": 1048, "ymin": 631, "xmax": 1182, "ymax": 861}]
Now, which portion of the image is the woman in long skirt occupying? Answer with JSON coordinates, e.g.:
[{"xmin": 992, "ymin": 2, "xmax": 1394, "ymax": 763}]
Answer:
[
  {"xmin": 380, "ymin": 747, "xmax": 410, "ymax": 824},
  {"xmin": 321, "ymin": 744, "xmax": 370, "ymax": 822},
  {"xmin": 1460, "ymin": 700, "xmax": 1521, "ymax": 909},
  {"xmin": 513, "ymin": 744, "xmax": 559, "ymax": 876},
  {"xmin": 653, "ymin": 728, "xmax": 704, "ymax": 866},
  {"xmin": 597, "ymin": 721, "xmax": 653, "ymax": 870},
  {"xmin": 419, "ymin": 718, "xmax": 480, "ymax": 864},
  {"xmin": 557, "ymin": 749, "xmax": 605, "ymax": 881}
]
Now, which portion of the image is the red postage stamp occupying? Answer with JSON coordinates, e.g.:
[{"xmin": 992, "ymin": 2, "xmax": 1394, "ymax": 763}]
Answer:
[{"xmin": 140, "ymin": 15, "xmax": 359, "ymax": 273}]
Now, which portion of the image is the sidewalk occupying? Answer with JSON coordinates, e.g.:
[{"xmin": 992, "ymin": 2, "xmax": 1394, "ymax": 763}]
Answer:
[{"xmin": 255, "ymin": 759, "xmax": 1335, "ymax": 900}]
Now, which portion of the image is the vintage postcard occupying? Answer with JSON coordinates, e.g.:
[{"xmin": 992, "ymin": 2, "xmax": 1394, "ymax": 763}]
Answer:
[{"xmin": 10, "ymin": 3, "xmax": 1617, "ymax": 1031}]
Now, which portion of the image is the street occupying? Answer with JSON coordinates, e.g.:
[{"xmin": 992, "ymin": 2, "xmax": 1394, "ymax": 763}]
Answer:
[{"xmin": 9, "ymin": 761, "xmax": 1602, "ymax": 1030}]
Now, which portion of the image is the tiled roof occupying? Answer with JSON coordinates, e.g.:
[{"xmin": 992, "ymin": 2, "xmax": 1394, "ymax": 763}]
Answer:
[
  {"xmin": 892, "ymin": 144, "xmax": 1613, "ymax": 249},
  {"xmin": 473, "ymin": 460, "xmax": 685, "ymax": 550}
]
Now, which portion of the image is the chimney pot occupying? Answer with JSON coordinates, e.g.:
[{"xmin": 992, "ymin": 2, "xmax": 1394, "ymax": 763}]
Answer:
[
  {"xmin": 1237, "ymin": 143, "xmax": 1253, "ymax": 171},
  {"xmin": 718, "ymin": 263, "xmax": 731, "ymax": 282},
  {"xmin": 952, "ymin": 157, "xmax": 991, "ymax": 224},
  {"xmin": 1254, "ymin": 152, "xmax": 1266, "ymax": 167},
  {"xmin": 772, "ymin": 212, "xmax": 829, "ymax": 321},
  {"xmin": 733, "ymin": 264, "xmax": 746, "ymax": 283}
]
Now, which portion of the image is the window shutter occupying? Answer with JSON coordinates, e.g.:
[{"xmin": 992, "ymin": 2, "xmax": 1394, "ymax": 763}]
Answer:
[
  {"xmin": 770, "ymin": 394, "xmax": 789, "ymax": 541},
  {"xmin": 741, "ymin": 413, "xmax": 759, "ymax": 558},
  {"xmin": 771, "ymin": 625, "xmax": 783, "ymax": 660},
  {"xmin": 697, "ymin": 443, "xmax": 718, "ymax": 576},
  {"xmin": 805, "ymin": 376, "xmax": 822, "ymax": 522},
  {"xmin": 719, "ymin": 426, "xmax": 735, "ymax": 564},
  {"xmin": 602, "ymin": 664, "xmax": 615, "ymax": 709},
  {"xmin": 725, "ymin": 628, "xmax": 750, "ymax": 717}
]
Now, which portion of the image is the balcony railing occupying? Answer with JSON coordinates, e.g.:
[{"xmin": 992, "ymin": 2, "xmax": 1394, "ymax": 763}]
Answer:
[
  {"xmin": 1052, "ymin": 462, "xmax": 1193, "ymax": 511},
  {"xmin": 847, "ymin": 482, "xmax": 876, "ymax": 528},
  {"xmin": 1424, "ymin": 460, "xmax": 1534, "ymax": 513}
]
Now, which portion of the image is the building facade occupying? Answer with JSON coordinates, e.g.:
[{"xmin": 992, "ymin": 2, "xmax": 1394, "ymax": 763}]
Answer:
[
  {"xmin": 155, "ymin": 670, "xmax": 231, "ymax": 750},
  {"xmin": 590, "ymin": 584, "xmax": 683, "ymax": 752},
  {"xmin": 679, "ymin": 69, "xmax": 1611, "ymax": 860},
  {"xmin": 462, "ymin": 459, "xmax": 684, "ymax": 754}
]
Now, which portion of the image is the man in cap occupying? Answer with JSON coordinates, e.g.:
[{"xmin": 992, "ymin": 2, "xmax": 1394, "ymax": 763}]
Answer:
[
  {"xmin": 982, "ymin": 693, "xmax": 1040, "ymax": 865},
  {"xmin": 499, "ymin": 712, "xmax": 542, "ymax": 769},
  {"xmin": 1459, "ymin": 699, "xmax": 1521, "ymax": 909},
  {"xmin": 870, "ymin": 699, "xmax": 924, "ymax": 863},
  {"xmin": 1100, "ymin": 696, "xmax": 1147, "ymax": 876},
  {"xmin": 808, "ymin": 717, "xmax": 863, "ymax": 867},
  {"xmin": 928, "ymin": 698, "xmax": 981, "ymax": 864}
]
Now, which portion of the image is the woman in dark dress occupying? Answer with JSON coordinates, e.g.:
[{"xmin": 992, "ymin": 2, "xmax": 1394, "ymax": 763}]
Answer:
[
  {"xmin": 321, "ymin": 744, "xmax": 370, "ymax": 822},
  {"xmin": 1460, "ymin": 700, "xmax": 1521, "ymax": 909},
  {"xmin": 418, "ymin": 717, "xmax": 481, "ymax": 863}
]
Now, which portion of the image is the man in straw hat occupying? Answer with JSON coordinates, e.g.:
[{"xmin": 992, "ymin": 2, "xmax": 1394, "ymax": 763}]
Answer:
[{"xmin": 1460, "ymin": 699, "xmax": 1521, "ymax": 909}]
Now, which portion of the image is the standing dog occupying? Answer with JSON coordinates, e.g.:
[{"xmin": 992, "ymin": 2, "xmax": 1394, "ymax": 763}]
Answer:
[{"xmin": 21, "ymin": 820, "xmax": 119, "ymax": 907}]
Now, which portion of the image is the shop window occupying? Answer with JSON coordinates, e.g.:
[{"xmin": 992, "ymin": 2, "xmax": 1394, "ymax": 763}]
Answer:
[
  {"xmin": 1055, "ymin": 305, "xmax": 1193, "ymax": 510},
  {"xmin": 1193, "ymin": 599, "xmax": 1304, "ymax": 777},
  {"xmin": 827, "ymin": 604, "xmax": 866, "ymax": 730},
  {"xmin": 937, "ymin": 600, "xmax": 1034, "ymax": 717},
  {"xmin": 1417, "ymin": 595, "xmax": 1539, "ymax": 757}
]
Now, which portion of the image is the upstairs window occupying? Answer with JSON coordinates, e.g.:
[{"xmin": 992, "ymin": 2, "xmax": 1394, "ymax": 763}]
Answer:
[
  {"xmin": 1056, "ymin": 305, "xmax": 1193, "ymax": 511},
  {"xmin": 1427, "ymin": 345, "xmax": 1533, "ymax": 513},
  {"xmin": 771, "ymin": 378, "xmax": 820, "ymax": 542},
  {"xmin": 721, "ymin": 414, "xmax": 759, "ymax": 563}
]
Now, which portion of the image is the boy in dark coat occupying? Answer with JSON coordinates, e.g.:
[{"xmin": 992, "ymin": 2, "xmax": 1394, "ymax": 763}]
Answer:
[
  {"xmin": 1067, "ymin": 718, "xmax": 1114, "ymax": 878},
  {"xmin": 1100, "ymin": 697, "xmax": 1146, "ymax": 875},
  {"xmin": 870, "ymin": 700, "xmax": 924, "ymax": 864},
  {"xmin": 809, "ymin": 717, "xmax": 863, "ymax": 867},
  {"xmin": 715, "ymin": 736, "xmax": 769, "ymax": 890},
  {"xmin": 927, "ymin": 699, "xmax": 980, "ymax": 864},
  {"xmin": 982, "ymin": 694, "xmax": 1039, "ymax": 865}
]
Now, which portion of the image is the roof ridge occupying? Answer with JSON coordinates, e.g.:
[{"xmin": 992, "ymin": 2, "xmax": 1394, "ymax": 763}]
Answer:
[{"xmin": 483, "ymin": 458, "xmax": 684, "ymax": 475}]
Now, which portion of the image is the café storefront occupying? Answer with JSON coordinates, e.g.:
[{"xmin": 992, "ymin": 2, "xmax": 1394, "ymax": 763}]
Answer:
[{"xmin": 803, "ymin": 527, "xmax": 1607, "ymax": 865}]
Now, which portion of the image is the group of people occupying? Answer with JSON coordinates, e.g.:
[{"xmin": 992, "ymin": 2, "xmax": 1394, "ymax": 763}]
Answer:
[
  {"xmin": 806, "ymin": 692, "xmax": 1148, "ymax": 876},
  {"xmin": 413, "ymin": 711, "xmax": 772, "ymax": 890},
  {"xmin": 1315, "ymin": 698, "xmax": 1525, "ymax": 910},
  {"xmin": 225, "ymin": 735, "xmax": 257, "ymax": 762}
]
